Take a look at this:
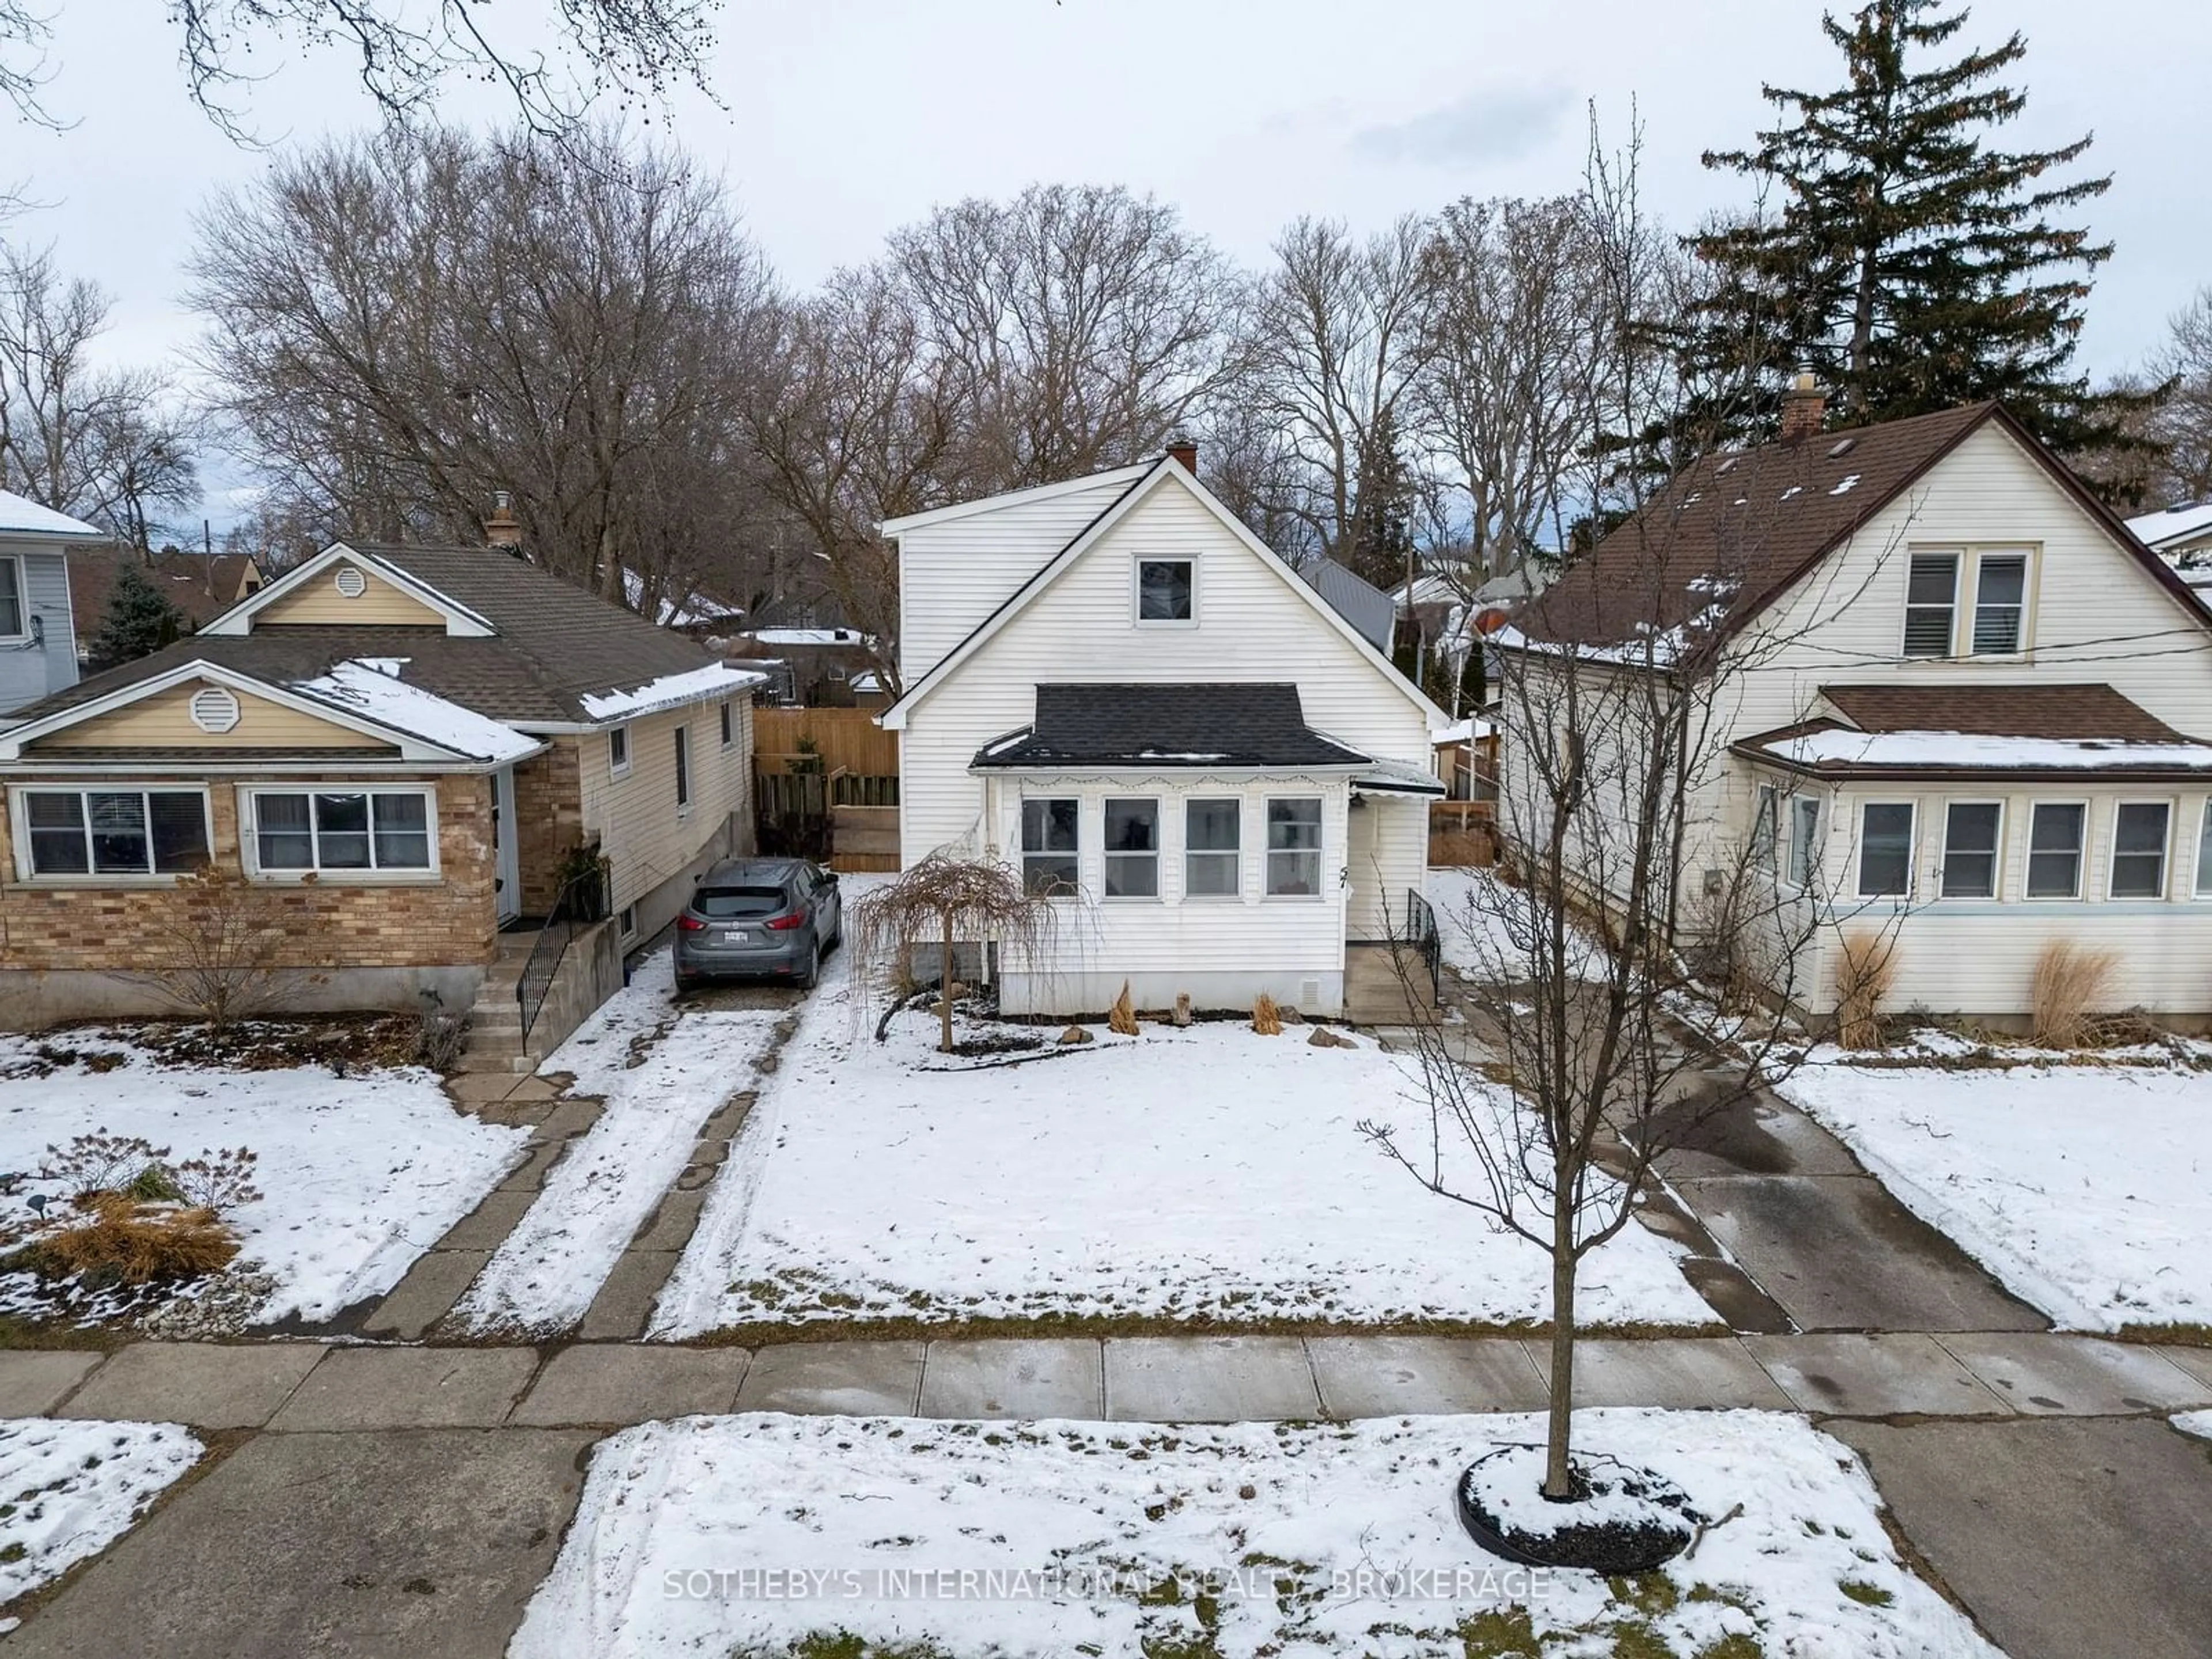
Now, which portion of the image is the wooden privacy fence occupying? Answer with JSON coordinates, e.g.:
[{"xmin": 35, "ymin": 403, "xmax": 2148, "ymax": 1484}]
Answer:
[
  {"xmin": 755, "ymin": 706, "xmax": 897, "ymax": 778},
  {"xmin": 753, "ymin": 706, "xmax": 901, "ymax": 863},
  {"xmin": 1429, "ymin": 799, "xmax": 1497, "ymax": 869}
]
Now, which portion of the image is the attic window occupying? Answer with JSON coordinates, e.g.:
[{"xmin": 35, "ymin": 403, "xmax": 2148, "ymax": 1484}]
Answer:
[
  {"xmin": 1827, "ymin": 437, "xmax": 1858, "ymax": 458},
  {"xmin": 334, "ymin": 566, "xmax": 368, "ymax": 599},
  {"xmin": 188, "ymin": 686, "xmax": 240, "ymax": 734}
]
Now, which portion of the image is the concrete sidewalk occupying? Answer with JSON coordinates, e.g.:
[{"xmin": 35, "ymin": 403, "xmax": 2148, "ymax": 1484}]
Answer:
[{"xmin": 17, "ymin": 1328, "xmax": 2212, "ymax": 1431}]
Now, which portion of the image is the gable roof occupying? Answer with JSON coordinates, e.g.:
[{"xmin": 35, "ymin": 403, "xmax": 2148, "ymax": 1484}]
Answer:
[
  {"xmin": 0, "ymin": 491, "xmax": 107, "ymax": 542},
  {"xmin": 2128, "ymin": 501, "xmax": 2212, "ymax": 554},
  {"xmin": 0, "ymin": 656, "xmax": 543, "ymax": 767},
  {"xmin": 971, "ymin": 683, "xmax": 1373, "ymax": 772},
  {"xmin": 880, "ymin": 459, "xmax": 1445, "ymax": 729},
  {"xmin": 1295, "ymin": 558, "xmax": 1395, "ymax": 652},
  {"xmin": 878, "ymin": 464, "xmax": 1153, "ymax": 535},
  {"xmin": 65, "ymin": 550, "xmax": 263, "ymax": 635},
  {"xmin": 1513, "ymin": 402, "xmax": 2212, "ymax": 660},
  {"xmin": 30, "ymin": 541, "xmax": 740, "ymax": 729}
]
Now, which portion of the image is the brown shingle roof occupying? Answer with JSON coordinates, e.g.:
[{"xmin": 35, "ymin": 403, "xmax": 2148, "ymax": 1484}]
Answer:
[
  {"xmin": 18, "ymin": 544, "xmax": 727, "ymax": 728},
  {"xmin": 1512, "ymin": 402, "xmax": 2209, "ymax": 657},
  {"xmin": 65, "ymin": 550, "xmax": 262, "ymax": 635},
  {"xmin": 1819, "ymin": 683, "xmax": 2188, "ymax": 743}
]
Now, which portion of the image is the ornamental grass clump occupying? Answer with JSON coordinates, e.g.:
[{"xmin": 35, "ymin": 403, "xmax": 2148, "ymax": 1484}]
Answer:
[
  {"xmin": 1832, "ymin": 929, "xmax": 1896, "ymax": 1050},
  {"xmin": 1251, "ymin": 993, "xmax": 1282, "ymax": 1036},
  {"xmin": 2031, "ymin": 939, "xmax": 2121, "ymax": 1049}
]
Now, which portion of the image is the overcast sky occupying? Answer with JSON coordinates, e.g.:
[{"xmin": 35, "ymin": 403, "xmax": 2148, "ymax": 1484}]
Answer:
[{"xmin": 9, "ymin": 1, "xmax": 2209, "ymax": 521}]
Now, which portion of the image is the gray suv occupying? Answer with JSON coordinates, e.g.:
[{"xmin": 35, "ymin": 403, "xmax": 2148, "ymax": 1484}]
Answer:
[{"xmin": 673, "ymin": 857, "xmax": 843, "ymax": 991}]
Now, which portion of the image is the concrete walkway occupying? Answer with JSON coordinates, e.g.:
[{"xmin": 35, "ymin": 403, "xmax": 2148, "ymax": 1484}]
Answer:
[{"xmin": 16, "ymin": 1329, "xmax": 2212, "ymax": 1431}]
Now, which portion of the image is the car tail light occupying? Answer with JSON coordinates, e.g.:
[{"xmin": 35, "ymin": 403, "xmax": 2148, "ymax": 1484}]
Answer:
[
  {"xmin": 764, "ymin": 911, "xmax": 805, "ymax": 931},
  {"xmin": 677, "ymin": 914, "xmax": 706, "ymax": 932}
]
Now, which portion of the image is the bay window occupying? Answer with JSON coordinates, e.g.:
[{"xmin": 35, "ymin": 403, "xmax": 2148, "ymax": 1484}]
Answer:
[
  {"xmin": 2109, "ymin": 801, "xmax": 2171, "ymax": 899},
  {"xmin": 1939, "ymin": 802, "xmax": 2002, "ymax": 899},
  {"xmin": 1787, "ymin": 795, "xmax": 1823, "ymax": 888},
  {"xmin": 1856, "ymin": 802, "xmax": 1916, "ymax": 897},
  {"xmin": 1264, "ymin": 797, "xmax": 1323, "ymax": 896},
  {"xmin": 1184, "ymin": 797, "xmax": 1241, "ymax": 896},
  {"xmin": 1103, "ymin": 798, "xmax": 1159, "ymax": 897},
  {"xmin": 20, "ymin": 789, "xmax": 209, "ymax": 877},
  {"xmin": 248, "ymin": 789, "xmax": 434, "ymax": 874},
  {"xmin": 1020, "ymin": 797, "xmax": 1079, "ymax": 896},
  {"xmin": 2025, "ymin": 802, "xmax": 2085, "ymax": 898}
]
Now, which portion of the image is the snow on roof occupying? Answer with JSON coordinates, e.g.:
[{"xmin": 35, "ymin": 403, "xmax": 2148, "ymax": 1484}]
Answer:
[
  {"xmin": 1431, "ymin": 717, "xmax": 1495, "ymax": 745},
  {"xmin": 0, "ymin": 490, "xmax": 107, "ymax": 541},
  {"xmin": 1759, "ymin": 728, "xmax": 2212, "ymax": 772},
  {"xmin": 2129, "ymin": 502, "xmax": 2212, "ymax": 550},
  {"xmin": 291, "ymin": 660, "xmax": 544, "ymax": 764},
  {"xmin": 748, "ymin": 627, "xmax": 870, "ymax": 647},
  {"xmin": 577, "ymin": 661, "xmax": 767, "ymax": 722},
  {"xmin": 620, "ymin": 568, "xmax": 744, "ymax": 629}
]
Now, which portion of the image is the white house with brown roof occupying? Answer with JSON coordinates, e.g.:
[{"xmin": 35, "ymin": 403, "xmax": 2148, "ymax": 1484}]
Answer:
[
  {"xmin": 880, "ymin": 450, "xmax": 1448, "ymax": 1020},
  {"xmin": 0, "ymin": 538, "xmax": 760, "ymax": 1053},
  {"xmin": 1505, "ymin": 393, "xmax": 2212, "ymax": 1024}
]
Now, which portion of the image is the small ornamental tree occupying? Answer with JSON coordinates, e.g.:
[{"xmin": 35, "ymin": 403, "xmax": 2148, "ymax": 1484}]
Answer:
[
  {"xmin": 849, "ymin": 852, "xmax": 1058, "ymax": 1053},
  {"xmin": 88, "ymin": 561, "xmax": 187, "ymax": 669},
  {"xmin": 125, "ymin": 863, "xmax": 306, "ymax": 1029}
]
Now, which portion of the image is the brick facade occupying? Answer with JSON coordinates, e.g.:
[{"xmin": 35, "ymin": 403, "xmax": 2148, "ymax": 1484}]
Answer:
[
  {"xmin": 0, "ymin": 772, "xmax": 498, "ymax": 974},
  {"xmin": 511, "ymin": 738, "xmax": 585, "ymax": 915}
]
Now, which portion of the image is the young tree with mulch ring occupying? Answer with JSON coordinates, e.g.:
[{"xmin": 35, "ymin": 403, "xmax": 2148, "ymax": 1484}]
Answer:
[{"xmin": 848, "ymin": 851, "xmax": 1058, "ymax": 1054}]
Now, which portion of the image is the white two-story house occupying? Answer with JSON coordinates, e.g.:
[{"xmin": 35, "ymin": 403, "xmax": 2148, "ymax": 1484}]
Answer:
[
  {"xmin": 879, "ymin": 448, "xmax": 1446, "ymax": 1020},
  {"xmin": 1504, "ymin": 389, "xmax": 2212, "ymax": 1022}
]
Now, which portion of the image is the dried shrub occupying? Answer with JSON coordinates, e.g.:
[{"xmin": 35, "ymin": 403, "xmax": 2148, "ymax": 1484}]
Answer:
[
  {"xmin": 1252, "ymin": 993, "xmax": 1282, "ymax": 1036},
  {"xmin": 168, "ymin": 1149, "xmax": 262, "ymax": 1214},
  {"xmin": 124, "ymin": 863, "xmax": 319, "ymax": 1029},
  {"xmin": 39, "ymin": 1133, "xmax": 168, "ymax": 1202},
  {"xmin": 2031, "ymin": 940, "xmax": 2122, "ymax": 1048},
  {"xmin": 16, "ymin": 1195, "xmax": 240, "ymax": 1286},
  {"xmin": 1833, "ymin": 929, "xmax": 1897, "ymax": 1050},
  {"xmin": 1172, "ymin": 992, "xmax": 1192, "ymax": 1028},
  {"xmin": 1108, "ymin": 980, "xmax": 1138, "ymax": 1036},
  {"xmin": 409, "ymin": 1005, "xmax": 468, "ymax": 1073}
]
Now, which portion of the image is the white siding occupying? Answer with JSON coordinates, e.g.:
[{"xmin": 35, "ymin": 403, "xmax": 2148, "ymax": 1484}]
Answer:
[
  {"xmin": 577, "ymin": 700, "xmax": 752, "ymax": 934},
  {"xmin": 899, "ymin": 472, "xmax": 1437, "ymax": 1015},
  {"xmin": 897, "ymin": 474, "xmax": 1146, "ymax": 684},
  {"xmin": 0, "ymin": 551, "xmax": 78, "ymax": 714}
]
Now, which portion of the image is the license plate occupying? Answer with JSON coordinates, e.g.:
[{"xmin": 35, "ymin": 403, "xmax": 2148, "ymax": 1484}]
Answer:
[{"xmin": 719, "ymin": 929, "xmax": 751, "ymax": 946}]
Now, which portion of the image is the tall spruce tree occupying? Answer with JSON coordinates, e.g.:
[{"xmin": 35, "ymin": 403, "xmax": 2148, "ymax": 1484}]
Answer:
[
  {"xmin": 88, "ymin": 560, "xmax": 187, "ymax": 670},
  {"xmin": 1694, "ymin": 0, "xmax": 2131, "ymax": 455},
  {"xmin": 1346, "ymin": 407, "xmax": 1418, "ymax": 595}
]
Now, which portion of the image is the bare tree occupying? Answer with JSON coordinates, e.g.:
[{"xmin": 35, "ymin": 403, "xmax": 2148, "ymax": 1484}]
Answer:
[
  {"xmin": 0, "ymin": 239, "xmax": 200, "ymax": 543},
  {"xmin": 1415, "ymin": 196, "xmax": 1603, "ymax": 586},
  {"xmin": 1243, "ymin": 215, "xmax": 1433, "ymax": 560},
  {"xmin": 2143, "ymin": 286, "xmax": 2212, "ymax": 506},
  {"xmin": 1360, "ymin": 124, "xmax": 1904, "ymax": 1512},
  {"xmin": 848, "ymin": 851, "xmax": 1058, "ymax": 1055},
  {"xmin": 126, "ymin": 863, "xmax": 314, "ymax": 1029},
  {"xmin": 191, "ymin": 123, "xmax": 779, "ymax": 613},
  {"xmin": 1, "ymin": 1, "xmax": 721, "ymax": 138}
]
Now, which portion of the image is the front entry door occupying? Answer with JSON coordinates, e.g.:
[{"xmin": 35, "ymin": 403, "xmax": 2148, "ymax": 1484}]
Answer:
[{"xmin": 491, "ymin": 766, "xmax": 521, "ymax": 925}]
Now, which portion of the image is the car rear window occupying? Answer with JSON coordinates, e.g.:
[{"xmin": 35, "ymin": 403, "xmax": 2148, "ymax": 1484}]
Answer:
[{"xmin": 695, "ymin": 885, "xmax": 788, "ymax": 919}]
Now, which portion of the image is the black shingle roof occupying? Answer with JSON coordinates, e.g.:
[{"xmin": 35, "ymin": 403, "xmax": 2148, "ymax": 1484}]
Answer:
[{"xmin": 971, "ymin": 683, "xmax": 1372, "ymax": 771}]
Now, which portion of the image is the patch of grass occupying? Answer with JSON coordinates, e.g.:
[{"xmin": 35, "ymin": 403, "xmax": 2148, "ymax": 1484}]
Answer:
[
  {"xmin": 1694, "ymin": 1637, "xmax": 1767, "ymax": 1659},
  {"xmin": 1607, "ymin": 1574, "xmax": 1679, "ymax": 1617},
  {"xmin": 1838, "ymin": 1579, "xmax": 1894, "ymax": 1608},
  {"xmin": 2115, "ymin": 1321, "xmax": 2212, "ymax": 1349},
  {"xmin": 1457, "ymin": 1606, "xmax": 1541, "ymax": 1656}
]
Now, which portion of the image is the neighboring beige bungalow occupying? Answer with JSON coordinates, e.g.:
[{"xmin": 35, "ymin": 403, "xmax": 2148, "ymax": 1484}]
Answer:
[{"xmin": 0, "ymin": 539, "xmax": 759, "ymax": 1058}]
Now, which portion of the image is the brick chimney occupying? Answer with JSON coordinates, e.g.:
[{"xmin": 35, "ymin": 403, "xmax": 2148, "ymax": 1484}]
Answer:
[
  {"xmin": 483, "ymin": 490, "xmax": 522, "ymax": 551},
  {"xmin": 1166, "ymin": 431, "xmax": 1198, "ymax": 474},
  {"xmin": 1778, "ymin": 369, "xmax": 1827, "ymax": 444}
]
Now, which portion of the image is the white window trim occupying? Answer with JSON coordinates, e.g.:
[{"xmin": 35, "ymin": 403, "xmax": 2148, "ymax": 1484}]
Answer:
[
  {"xmin": 2195, "ymin": 798, "xmax": 2212, "ymax": 900},
  {"xmin": 1262, "ymin": 795, "xmax": 1325, "ymax": 901},
  {"xmin": 1751, "ymin": 783, "xmax": 1779, "ymax": 873},
  {"xmin": 1936, "ymin": 798, "xmax": 2006, "ymax": 902},
  {"xmin": 1101, "ymin": 796, "xmax": 1162, "ymax": 903},
  {"xmin": 1854, "ymin": 800, "xmax": 1918, "ymax": 900},
  {"xmin": 236, "ymin": 784, "xmax": 442, "ymax": 882},
  {"xmin": 1786, "ymin": 794, "xmax": 1824, "ymax": 891},
  {"xmin": 9, "ymin": 784, "xmax": 213, "ymax": 884},
  {"xmin": 1900, "ymin": 550, "xmax": 1960, "ymax": 659},
  {"xmin": 619, "ymin": 903, "xmax": 638, "ymax": 939},
  {"xmin": 718, "ymin": 701, "xmax": 735, "ymax": 750},
  {"xmin": 1131, "ymin": 554, "xmax": 1199, "ymax": 629},
  {"xmin": 672, "ymin": 725, "xmax": 691, "ymax": 815},
  {"xmin": 1182, "ymin": 795, "xmax": 1244, "ymax": 902},
  {"xmin": 2024, "ymin": 798, "xmax": 2090, "ymax": 902},
  {"xmin": 0, "ymin": 555, "xmax": 25, "ymax": 644},
  {"xmin": 1968, "ymin": 547, "xmax": 2036, "ymax": 659},
  {"xmin": 1019, "ymin": 794, "xmax": 1082, "ymax": 900},
  {"xmin": 2107, "ymin": 797, "xmax": 2176, "ymax": 902},
  {"xmin": 608, "ymin": 724, "xmax": 632, "ymax": 779}
]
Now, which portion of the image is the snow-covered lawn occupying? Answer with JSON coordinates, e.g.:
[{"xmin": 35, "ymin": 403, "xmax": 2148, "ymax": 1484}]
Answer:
[
  {"xmin": 651, "ymin": 942, "xmax": 1707, "ymax": 1336},
  {"xmin": 0, "ymin": 1033, "xmax": 525, "ymax": 1325},
  {"xmin": 1780, "ymin": 1045, "xmax": 2212, "ymax": 1331},
  {"xmin": 513, "ymin": 1410, "xmax": 1997, "ymax": 1659},
  {"xmin": 450, "ymin": 948, "xmax": 787, "ymax": 1335},
  {"xmin": 0, "ymin": 1418, "xmax": 199, "ymax": 1610}
]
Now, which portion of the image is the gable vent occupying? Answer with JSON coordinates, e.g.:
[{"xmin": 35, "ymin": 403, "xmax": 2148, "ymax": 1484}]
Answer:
[
  {"xmin": 188, "ymin": 686, "xmax": 241, "ymax": 734},
  {"xmin": 334, "ymin": 566, "xmax": 368, "ymax": 599}
]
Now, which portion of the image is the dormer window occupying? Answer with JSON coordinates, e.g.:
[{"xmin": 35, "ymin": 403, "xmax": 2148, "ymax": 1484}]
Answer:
[{"xmin": 1135, "ymin": 558, "xmax": 1195, "ymax": 624}]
